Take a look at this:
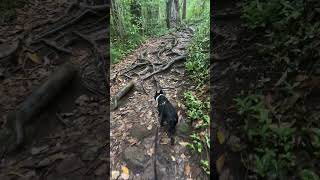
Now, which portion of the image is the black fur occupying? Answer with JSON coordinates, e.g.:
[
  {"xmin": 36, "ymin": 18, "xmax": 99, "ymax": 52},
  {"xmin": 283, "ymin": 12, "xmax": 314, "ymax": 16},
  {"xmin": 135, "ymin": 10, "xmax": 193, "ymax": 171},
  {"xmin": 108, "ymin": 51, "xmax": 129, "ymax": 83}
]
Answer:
[{"xmin": 154, "ymin": 90, "xmax": 178, "ymax": 145}]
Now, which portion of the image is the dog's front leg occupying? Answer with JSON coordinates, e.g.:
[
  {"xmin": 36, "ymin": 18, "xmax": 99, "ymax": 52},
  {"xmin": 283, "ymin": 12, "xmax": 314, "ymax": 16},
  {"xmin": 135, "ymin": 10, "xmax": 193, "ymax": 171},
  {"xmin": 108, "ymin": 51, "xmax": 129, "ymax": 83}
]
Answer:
[{"xmin": 160, "ymin": 113, "xmax": 164, "ymax": 127}]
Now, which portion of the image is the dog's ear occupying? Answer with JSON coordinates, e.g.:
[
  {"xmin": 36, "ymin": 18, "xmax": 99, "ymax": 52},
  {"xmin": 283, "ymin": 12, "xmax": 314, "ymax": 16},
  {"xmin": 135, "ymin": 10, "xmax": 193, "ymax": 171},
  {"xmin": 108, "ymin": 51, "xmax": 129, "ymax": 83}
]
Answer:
[
  {"xmin": 160, "ymin": 89, "xmax": 164, "ymax": 94},
  {"xmin": 154, "ymin": 90, "xmax": 159, "ymax": 100}
]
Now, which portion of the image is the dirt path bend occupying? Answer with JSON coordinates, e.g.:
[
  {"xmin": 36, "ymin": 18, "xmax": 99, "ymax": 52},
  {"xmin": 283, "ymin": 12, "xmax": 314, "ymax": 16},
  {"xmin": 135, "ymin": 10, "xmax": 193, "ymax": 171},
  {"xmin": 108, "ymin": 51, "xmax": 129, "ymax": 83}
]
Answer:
[{"xmin": 110, "ymin": 28, "xmax": 208, "ymax": 180}]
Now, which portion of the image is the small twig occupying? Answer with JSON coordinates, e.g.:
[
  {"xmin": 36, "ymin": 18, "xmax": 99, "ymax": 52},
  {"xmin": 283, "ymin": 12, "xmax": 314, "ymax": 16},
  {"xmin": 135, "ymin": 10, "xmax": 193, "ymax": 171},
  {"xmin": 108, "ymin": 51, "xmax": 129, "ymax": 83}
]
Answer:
[{"xmin": 55, "ymin": 113, "xmax": 68, "ymax": 127}]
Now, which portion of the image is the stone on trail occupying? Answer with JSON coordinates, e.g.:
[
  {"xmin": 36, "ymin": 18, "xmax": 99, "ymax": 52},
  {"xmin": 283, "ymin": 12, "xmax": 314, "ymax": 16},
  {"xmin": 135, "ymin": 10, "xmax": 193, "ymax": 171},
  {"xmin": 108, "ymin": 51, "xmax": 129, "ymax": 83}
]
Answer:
[
  {"xmin": 123, "ymin": 146, "xmax": 148, "ymax": 172},
  {"xmin": 130, "ymin": 124, "xmax": 153, "ymax": 141}
]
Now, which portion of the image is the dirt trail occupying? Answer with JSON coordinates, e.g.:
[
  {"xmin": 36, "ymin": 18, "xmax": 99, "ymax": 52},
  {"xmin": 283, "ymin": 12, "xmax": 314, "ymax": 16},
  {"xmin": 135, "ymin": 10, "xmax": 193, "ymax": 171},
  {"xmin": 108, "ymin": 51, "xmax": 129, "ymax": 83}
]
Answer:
[
  {"xmin": 0, "ymin": 1, "xmax": 109, "ymax": 179},
  {"xmin": 110, "ymin": 28, "xmax": 208, "ymax": 179}
]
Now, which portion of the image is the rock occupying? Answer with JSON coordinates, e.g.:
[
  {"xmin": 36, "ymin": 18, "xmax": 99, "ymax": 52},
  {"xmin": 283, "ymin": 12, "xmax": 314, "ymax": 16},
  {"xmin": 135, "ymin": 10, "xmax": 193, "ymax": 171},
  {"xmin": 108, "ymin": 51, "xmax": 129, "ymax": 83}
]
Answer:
[
  {"xmin": 176, "ymin": 122, "xmax": 191, "ymax": 137},
  {"xmin": 130, "ymin": 125, "xmax": 153, "ymax": 141},
  {"xmin": 123, "ymin": 146, "xmax": 148, "ymax": 172}
]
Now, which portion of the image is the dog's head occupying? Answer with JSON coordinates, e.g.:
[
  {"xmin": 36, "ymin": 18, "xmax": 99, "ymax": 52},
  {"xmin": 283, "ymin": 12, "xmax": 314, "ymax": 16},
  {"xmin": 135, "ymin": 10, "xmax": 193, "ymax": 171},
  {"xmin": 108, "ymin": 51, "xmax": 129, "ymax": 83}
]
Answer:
[{"xmin": 154, "ymin": 89, "xmax": 164, "ymax": 100}]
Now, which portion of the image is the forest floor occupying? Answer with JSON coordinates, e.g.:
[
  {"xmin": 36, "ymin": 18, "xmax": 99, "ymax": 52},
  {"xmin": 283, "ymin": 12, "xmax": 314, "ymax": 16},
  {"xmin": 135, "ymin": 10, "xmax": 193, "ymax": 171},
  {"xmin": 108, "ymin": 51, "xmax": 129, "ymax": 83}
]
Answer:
[
  {"xmin": 110, "ymin": 27, "xmax": 208, "ymax": 179},
  {"xmin": 0, "ymin": 1, "xmax": 109, "ymax": 180},
  {"xmin": 213, "ymin": 0, "xmax": 320, "ymax": 179}
]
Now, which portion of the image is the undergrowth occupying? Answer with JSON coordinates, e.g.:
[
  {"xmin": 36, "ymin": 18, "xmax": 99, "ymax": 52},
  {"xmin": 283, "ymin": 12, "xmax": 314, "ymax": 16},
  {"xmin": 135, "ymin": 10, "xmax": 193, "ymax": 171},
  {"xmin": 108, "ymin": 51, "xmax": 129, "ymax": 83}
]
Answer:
[
  {"xmin": 185, "ymin": 17, "xmax": 210, "ymax": 86},
  {"xmin": 183, "ymin": 1, "xmax": 210, "ymax": 174},
  {"xmin": 237, "ymin": 0, "xmax": 320, "ymax": 179},
  {"xmin": 184, "ymin": 91, "xmax": 210, "ymax": 175}
]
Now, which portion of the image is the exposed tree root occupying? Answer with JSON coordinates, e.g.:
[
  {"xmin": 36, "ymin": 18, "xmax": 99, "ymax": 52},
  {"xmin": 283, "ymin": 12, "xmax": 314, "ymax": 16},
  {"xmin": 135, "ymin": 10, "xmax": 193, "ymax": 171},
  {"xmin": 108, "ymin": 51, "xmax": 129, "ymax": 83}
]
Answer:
[
  {"xmin": 6, "ymin": 62, "xmax": 78, "ymax": 149},
  {"xmin": 141, "ymin": 55, "xmax": 186, "ymax": 80},
  {"xmin": 41, "ymin": 39, "xmax": 72, "ymax": 54},
  {"xmin": 33, "ymin": 9, "xmax": 99, "ymax": 41},
  {"xmin": 112, "ymin": 80, "xmax": 135, "ymax": 110}
]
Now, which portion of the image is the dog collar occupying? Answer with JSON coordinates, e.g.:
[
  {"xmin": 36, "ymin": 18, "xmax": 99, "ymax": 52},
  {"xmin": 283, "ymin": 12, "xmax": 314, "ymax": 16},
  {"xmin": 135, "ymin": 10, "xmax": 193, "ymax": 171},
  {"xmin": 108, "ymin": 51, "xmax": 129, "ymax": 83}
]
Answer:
[{"xmin": 155, "ymin": 94, "xmax": 165, "ymax": 104}]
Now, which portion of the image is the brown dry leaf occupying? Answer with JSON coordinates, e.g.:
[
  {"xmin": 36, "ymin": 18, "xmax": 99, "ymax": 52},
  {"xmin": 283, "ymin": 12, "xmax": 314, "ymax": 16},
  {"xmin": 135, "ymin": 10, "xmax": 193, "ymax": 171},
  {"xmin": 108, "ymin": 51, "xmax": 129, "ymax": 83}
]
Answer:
[
  {"xmin": 217, "ymin": 129, "xmax": 225, "ymax": 144},
  {"xmin": 127, "ymin": 138, "xmax": 138, "ymax": 145},
  {"xmin": 184, "ymin": 163, "xmax": 191, "ymax": 176},
  {"xmin": 216, "ymin": 154, "xmax": 225, "ymax": 174},
  {"xmin": 26, "ymin": 52, "xmax": 42, "ymax": 64},
  {"xmin": 179, "ymin": 141, "xmax": 189, "ymax": 146}
]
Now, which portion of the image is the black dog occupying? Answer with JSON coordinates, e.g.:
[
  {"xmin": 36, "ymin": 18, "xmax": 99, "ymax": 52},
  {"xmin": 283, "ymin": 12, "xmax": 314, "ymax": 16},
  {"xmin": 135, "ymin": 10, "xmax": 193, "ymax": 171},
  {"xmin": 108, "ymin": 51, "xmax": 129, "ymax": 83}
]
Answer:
[{"xmin": 154, "ymin": 89, "xmax": 178, "ymax": 145}]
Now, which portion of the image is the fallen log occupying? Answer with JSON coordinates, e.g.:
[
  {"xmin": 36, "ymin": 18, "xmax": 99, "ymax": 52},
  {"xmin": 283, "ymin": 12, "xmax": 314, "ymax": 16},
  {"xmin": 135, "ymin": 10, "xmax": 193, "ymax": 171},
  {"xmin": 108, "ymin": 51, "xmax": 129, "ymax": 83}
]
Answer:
[
  {"xmin": 112, "ymin": 80, "xmax": 135, "ymax": 110},
  {"xmin": 6, "ymin": 62, "xmax": 78, "ymax": 148}
]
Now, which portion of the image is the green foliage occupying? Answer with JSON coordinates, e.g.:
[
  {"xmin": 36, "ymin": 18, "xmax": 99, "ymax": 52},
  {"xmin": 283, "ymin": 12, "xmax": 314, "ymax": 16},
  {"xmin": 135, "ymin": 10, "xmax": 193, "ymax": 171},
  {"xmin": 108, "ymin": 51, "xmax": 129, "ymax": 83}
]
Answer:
[
  {"xmin": 184, "ymin": 91, "xmax": 210, "ymax": 175},
  {"xmin": 242, "ymin": 0, "xmax": 303, "ymax": 29},
  {"xmin": 300, "ymin": 169, "xmax": 320, "ymax": 180},
  {"xmin": 185, "ymin": 18, "xmax": 209, "ymax": 85},
  {"xmin": 239, "ymin": 1, "xmax": 320, "ymax": 178},
  {"xmin": 234, "ymin": 94, "xmax": 320, "ymax": 179},
  {"xmin": 242, "ymin": 0, "xmax": 320, "ymax": 70},
  {"xmin": 200, "ymin": 159, "xmax": 210, "ymax": 175},
  {"xmin": 185, "ymin": 0, "xmax": 210, "ymax": 23},
  {"xmin": 182, "ymin": 2, "xmax": 210, "ymax": 175}
]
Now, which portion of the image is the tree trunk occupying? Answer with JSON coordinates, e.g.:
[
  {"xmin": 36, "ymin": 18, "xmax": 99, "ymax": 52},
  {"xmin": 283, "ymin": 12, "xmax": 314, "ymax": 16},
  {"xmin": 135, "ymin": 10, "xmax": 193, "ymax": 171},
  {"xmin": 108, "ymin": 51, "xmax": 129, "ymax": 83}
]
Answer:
[
  {"xmin": 111, "ymin": 0, "xmax": 126, "ymax": 39},
  {"xmin": 166, "ymin": 0, "xmax": 180, "ymax": 29},
  {"xmin": 174, "ymin": 0, "xmax": 180, "ymax": 24},
  {"xmin": 166, "ymin": 0, "xmax": 171, "ymax": 29},
  {"xmin": 182, "ymin": 0, "xmax": 186, "ymax": 20}
]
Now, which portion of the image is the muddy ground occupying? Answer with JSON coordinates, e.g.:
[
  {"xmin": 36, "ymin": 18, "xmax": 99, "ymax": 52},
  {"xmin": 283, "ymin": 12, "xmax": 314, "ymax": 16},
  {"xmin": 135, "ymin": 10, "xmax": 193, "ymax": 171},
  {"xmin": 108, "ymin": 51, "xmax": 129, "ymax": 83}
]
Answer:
[
  {"xmin": 0, "ymin": 0, "xmax": 109, "ymax": 179},
  {"xmin": 110, "ymin": 27, "xmax": 208, "ymax": 179}
]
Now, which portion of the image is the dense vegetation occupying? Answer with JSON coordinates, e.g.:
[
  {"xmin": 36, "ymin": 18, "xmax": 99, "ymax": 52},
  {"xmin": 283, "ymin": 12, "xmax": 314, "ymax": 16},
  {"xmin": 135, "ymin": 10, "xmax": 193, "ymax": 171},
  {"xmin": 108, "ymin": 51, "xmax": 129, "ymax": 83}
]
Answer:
[
  {"xmin": 237, "ymin": 0, "xmax": 320, "ymax": 179},
  {"xmin": 183, "ymin": 0, "xmax": 210, "ymax": 175},
  {"xmin": 111, "ymin": 0, "xmax": 168, "ymax": 63}
]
